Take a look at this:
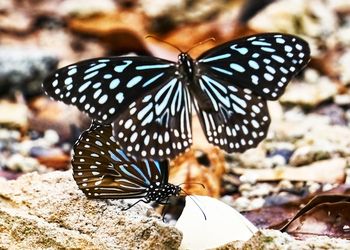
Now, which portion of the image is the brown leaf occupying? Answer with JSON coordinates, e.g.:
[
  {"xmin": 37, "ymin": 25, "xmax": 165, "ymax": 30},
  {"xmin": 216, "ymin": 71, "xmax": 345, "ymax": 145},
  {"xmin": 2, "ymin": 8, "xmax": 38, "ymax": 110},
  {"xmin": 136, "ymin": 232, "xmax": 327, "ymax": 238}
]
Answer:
[
  {"xmin": 68, "ymin": 12, "xmax": 151, "ymax": 55},
  {"xmin": 282, "ymin": 197, "xmax": 350, "ymax": 239},
  {"xmin": 169, "ymin": 147, "xmax": 226, "ymax": 198},
  {"xmin": 243, "ymin": 185, "xmax": 350, "ymax": 229}
]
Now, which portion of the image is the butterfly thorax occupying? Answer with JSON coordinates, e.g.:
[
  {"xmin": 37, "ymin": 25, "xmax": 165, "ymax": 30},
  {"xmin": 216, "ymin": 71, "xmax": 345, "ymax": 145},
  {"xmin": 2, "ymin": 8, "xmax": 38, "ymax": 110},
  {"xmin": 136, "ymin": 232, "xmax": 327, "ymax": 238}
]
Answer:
[
  {"xmin": 178, "ymin": 53, "xmax": 195, "ymax": 83},
  {"xmin": 178, "ymin": 53, "xmax": 214, "ymax": 111},
  {"xmin": 145, "ymin": 183, "xmax": 181, "ymax": 203}
]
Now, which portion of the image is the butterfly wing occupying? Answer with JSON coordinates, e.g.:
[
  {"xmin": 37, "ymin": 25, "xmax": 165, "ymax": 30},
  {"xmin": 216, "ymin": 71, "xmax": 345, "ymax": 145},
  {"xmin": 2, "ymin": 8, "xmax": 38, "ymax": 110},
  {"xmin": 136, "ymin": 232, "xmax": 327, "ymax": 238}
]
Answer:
[
  {"xmin": 72, "ymin": 122, "xmax": 169, "ymax": 199},
  {"xmin": 193, "ymin": 73, "xmax": 270, "ymax": 153},
  {"xmin": 43, "ymin": 56, "xmax": 176, "ymax": 123},
  {"xmin": 44, "ymin": 56, "xmax": 192, "ymax": 160},
  {"xmin": 113, "ymin": 77, "xmax": 192, "ymax": 160},
  {"xmin": 197, "ymin": 33, "xmax": 310, "ymax": 100},
  {"xmin": 192, "ymin": 33, "xmax": 310, "ymax": 152}
]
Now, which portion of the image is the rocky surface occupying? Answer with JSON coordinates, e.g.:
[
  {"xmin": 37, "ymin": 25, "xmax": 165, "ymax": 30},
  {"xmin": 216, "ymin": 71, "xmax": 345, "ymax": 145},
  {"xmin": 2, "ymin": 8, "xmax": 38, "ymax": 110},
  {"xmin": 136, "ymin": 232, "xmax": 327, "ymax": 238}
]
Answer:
[
  {"xmin": 217, "ymin": 230, "xmax": 350, "ymax": 250},
  {"xmin": 0, "ymin": 171, "xmax": 182, "ymax": 249}
]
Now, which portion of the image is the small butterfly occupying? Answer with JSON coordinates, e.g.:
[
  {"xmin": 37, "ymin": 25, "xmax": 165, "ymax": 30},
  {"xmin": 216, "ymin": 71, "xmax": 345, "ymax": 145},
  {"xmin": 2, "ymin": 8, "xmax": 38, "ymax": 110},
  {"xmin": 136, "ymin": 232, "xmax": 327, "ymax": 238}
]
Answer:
[
  {"xmin": 72, "ymin": 121, "xmax": 182, "ymax": 208},
  {"xmin": 44, "ymin": 33, "xmax": 310, "ymax": 160}
]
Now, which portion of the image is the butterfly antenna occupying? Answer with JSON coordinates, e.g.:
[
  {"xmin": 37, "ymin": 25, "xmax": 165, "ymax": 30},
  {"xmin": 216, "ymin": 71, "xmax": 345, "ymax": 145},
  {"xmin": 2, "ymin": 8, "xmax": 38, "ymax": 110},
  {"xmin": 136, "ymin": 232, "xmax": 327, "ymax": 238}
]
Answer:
[
  {"xmin": 185, "ymin": 37, "xmax": 216, "ymax": 54},
  {"xmin": 181, "ymin": 189, "xmax": 207, "ymax": 220},
  {"xmin": 178, "ymin": 182, "xmax": 206, "ymax": 189},
  {"xmin": 145, "ymin": 35, "xmax": 183, "ymax": 53}
]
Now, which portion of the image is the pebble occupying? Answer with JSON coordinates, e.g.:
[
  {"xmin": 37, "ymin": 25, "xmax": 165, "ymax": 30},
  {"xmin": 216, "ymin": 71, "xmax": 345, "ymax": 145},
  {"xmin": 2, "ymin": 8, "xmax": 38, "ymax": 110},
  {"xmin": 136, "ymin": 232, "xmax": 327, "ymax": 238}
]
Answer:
[
  {"xmin": 239, "ymin": 183, "xmax": 274, "ymax": 198},
  {"xmin": 6, "ymin": 154, "xmax": 43, "ymax": 173},
  {"xmin": 43, "ymin": 130, "xmax": 60, "ymax": 145},
  {"xmin": 0, "ymin": 129, "xmax": 21, "ymax": 141},
  {"xmin": 278, "ymin": 180, "xmax": 294, "ymax": 190},
  {"xmin": 0, "ymin": 46, "xmax": 58, "ymax": 97},
  {"xmin": 232, "ymin": 196, "xmax": 251, "ymax": 211},
  {"xmin": 306, "ymin": 181, "xmax": 321, "ymax": 194}
]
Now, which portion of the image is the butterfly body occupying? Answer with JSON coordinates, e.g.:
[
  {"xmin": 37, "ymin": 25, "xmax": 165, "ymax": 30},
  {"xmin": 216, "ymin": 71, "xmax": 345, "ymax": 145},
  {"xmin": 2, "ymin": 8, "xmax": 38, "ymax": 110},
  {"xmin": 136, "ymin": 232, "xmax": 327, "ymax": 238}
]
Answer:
[
  {"xmin": 44, "ymin": 33, "xmax": 310, "ymax": 160},
  {"xmin": 145, "ymin": 183, "xmax": 181, "ymax": 203}
]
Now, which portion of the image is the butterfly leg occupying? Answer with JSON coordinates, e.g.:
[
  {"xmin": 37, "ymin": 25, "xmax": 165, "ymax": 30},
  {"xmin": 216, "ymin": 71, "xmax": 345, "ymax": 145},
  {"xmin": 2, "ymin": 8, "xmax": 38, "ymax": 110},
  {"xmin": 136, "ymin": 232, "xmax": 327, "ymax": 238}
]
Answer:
[
  {"xmin": 121, "ymin": 199, "xmax": 145, "ymax": 211},
  {"xmin": 160, "ymin": 198, "xmax": 170, "ymax": 222}
]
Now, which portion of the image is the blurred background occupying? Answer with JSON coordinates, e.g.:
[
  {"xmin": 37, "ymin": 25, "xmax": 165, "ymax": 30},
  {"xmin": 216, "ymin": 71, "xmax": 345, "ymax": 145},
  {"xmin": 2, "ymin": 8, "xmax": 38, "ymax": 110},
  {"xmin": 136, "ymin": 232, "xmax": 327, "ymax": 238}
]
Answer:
[{"xmin": 1, "ymin": 0, "xmax": 350, "ymax": 230}]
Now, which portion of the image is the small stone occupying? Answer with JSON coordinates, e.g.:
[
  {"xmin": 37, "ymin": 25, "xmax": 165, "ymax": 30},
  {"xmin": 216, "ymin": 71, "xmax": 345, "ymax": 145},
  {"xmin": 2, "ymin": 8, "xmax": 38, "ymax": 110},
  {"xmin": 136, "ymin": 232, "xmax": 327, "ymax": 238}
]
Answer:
[
  {"xmin": 0, "ymin": 101, "xmax": 28, "ymax": 129},
  {"xmin": 0, "ymin": 46, "xmax": 58, "ymax": 97},
  {"xmin": 239, "ymin": 172, "xmax": 258, "ymax": 184},
  {"xmin": 305, "ymin": 181, "xmax": 321, "ymax": 194},
  {"xmin": 232, "ymin": 196, "xmax": 251, "ymax": 211},
  {"xmin": 247, "ymin": 183, "xmax": 274, "ymax": 198},
  {"xmin": 313, "ymin": 104, "xmax": 347, "ymax": 126},
  {"xmin": 267, "ymin": 154, "xmax": 288, "ymax": 166},
  {"xmin": 278, "ymin": 180, "xmax": 294, "ymax": 190},
  {"xmin": 0, "ymin": 129, "xmax": 21, "ymax": 141},
  {"xmin": 250, "ymin": 198, "xmax": 265, "ymax": 210},
  {"xmin": 59, "ymin": 0, "xmax": 117, "ymax": 17},
  {"xmin": 322, "ymin": 183, "xmax": 335, "ymax": 192},
  {"xmin": 43, "ymin": 130, "xmax": 60, "ymax": 145},
  {"xmin": 280, "ymin": 76, "xmax": 338, "ymax": 107},
  {"xmin": 6, "ymin": 154, "xmax": 42, "ymax": 173}
]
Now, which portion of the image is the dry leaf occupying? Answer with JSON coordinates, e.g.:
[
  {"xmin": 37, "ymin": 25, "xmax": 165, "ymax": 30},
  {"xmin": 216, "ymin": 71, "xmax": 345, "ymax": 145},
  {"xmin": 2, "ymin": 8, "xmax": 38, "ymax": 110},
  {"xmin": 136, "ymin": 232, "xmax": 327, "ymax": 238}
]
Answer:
[
  {"xmin": 281, "ymin": 195, "xmax": 350, "ymax": 239},
  {"xmin": 169, "ymin": 147, "xmax": 226, "ymax": 197}
]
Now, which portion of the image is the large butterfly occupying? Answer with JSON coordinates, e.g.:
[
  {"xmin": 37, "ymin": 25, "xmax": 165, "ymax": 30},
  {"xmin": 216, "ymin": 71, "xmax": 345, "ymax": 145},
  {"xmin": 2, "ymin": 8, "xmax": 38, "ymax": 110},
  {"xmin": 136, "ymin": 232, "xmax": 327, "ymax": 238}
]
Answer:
[
  {"xmin": 44, "ymin": 33, "xmax": 310, "ymax": 160},
  {"xmin": 72, "ymin": 121, "xmax": 182, "ymax": 206}
]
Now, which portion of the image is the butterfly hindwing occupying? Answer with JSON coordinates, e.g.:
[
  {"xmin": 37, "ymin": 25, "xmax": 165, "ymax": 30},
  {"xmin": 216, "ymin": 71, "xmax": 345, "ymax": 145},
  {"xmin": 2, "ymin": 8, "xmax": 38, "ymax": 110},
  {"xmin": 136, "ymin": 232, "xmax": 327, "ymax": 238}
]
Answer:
[
  {"xmin": 72, "ymin": 122, "xmax": 169, "ymax": 199},
  {"xmin": 197, "ymin": 33, "xmax": 310, "ymax": 100},
  {"xmin": 193, "ymin": 73, "xmax": 270, "ymax": 153},
  {"xmin": 43, "ymin": 56, "xmax": 177, "ymax": 124},
  {"xmin": 113, "ymin": 78, "xmax": 192, "ymax": 160}
]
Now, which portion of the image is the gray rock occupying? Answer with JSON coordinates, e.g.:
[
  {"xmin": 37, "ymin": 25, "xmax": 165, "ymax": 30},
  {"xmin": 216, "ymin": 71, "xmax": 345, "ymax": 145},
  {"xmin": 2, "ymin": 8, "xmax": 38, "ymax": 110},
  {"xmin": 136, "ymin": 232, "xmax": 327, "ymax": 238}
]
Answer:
[
  {"xmin": 217, "ymin": 230, "xmax": 350, "ymax": 250},
  {"xmin": 0, "ymin": 171, "xmax": 182, "ymax": 249},
  {"xmin": 0, "ymin": 46, "xmax": 58, "ymax": 97}
]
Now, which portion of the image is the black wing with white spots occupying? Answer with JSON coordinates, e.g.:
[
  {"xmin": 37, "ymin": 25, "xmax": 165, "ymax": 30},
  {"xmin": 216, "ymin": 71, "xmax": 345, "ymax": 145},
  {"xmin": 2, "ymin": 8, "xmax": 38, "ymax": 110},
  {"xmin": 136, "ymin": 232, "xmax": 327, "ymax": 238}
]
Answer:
[
  {"xmin": 43, "ymin": 56, "xmax": 177, "ymax": 123},
  {"xmin": 193, "ymin": 73, "xmax": 270, "ymax": 153},
  {"xmin": 72, "ymin": 122, "xmax": 181, "ymax": 202},
  {"xmin": 113, "ymin": 78, "xmax": 192, "ymax": 160},
  {"xmin": 43, "ymin": 56, "xmax": 193, "ymax": 160},
  {"xmin": 197, "ymin": 33, "xmax": 310, "ymax": 100}
]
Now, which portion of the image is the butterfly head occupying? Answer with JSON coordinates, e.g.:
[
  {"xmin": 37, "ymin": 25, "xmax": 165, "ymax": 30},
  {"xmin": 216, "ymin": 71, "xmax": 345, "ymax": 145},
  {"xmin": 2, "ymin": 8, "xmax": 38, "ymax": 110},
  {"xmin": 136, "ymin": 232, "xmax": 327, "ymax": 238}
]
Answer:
[{"xmin": 178, "ymin": 53, "xmax": 195, "ymax": 81}]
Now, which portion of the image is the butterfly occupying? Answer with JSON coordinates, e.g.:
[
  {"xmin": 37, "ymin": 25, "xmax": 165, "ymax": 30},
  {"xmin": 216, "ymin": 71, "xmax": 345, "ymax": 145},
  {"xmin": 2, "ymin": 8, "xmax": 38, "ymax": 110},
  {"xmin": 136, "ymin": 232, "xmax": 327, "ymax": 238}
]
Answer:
[
  {"xmin": 44, "ymin": 33, "xmax": 310, "ymax": 160},
  {"xmin": 72, "ymin": 121, "xmax": 182, "ymax": 207}
]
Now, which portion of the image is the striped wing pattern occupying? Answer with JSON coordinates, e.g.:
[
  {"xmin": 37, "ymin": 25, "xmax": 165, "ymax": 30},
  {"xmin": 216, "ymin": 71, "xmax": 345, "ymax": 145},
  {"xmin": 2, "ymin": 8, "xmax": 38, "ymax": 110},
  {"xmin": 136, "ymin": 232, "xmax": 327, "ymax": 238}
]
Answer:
[
  {"xmin": 193, "ymin": 73, "xmax": 270, "ymax": 153},
  {"xmin": 113, "ymin": 78, "xmax": 192, "ymax": 159},
  {"xmin": 197, "ymin": 33, "xmax": 310, "ymax": 100},
  {"xmin": 43, "ymin": 56, "xmax": 176, "ymax": 124},
  {"xmin": 72, "ymin": 122, "xmax": 169, "ymax": 199}
]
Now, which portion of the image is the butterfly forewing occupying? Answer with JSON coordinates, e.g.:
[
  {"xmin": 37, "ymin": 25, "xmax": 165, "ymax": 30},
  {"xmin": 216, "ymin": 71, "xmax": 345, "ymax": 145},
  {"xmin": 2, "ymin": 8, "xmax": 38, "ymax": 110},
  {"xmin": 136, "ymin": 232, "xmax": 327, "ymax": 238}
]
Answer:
[
  {"xmin": 113, "ymin": 78, "xmax": 192, "ymax": 160},
  {"xmin": 197, "ymin": 33, "xmax": 310, "ymax": 100},
  {"xmin": 43, "ymin": 56, "xmax": 176, "ymax": 123},
  {"xmin": 72, "ymin": 122, "xmax": 169, "ymax": 199},
  {"xmin": 193, "ymin": 73, "xmax": 270, "ymax": 153}
]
